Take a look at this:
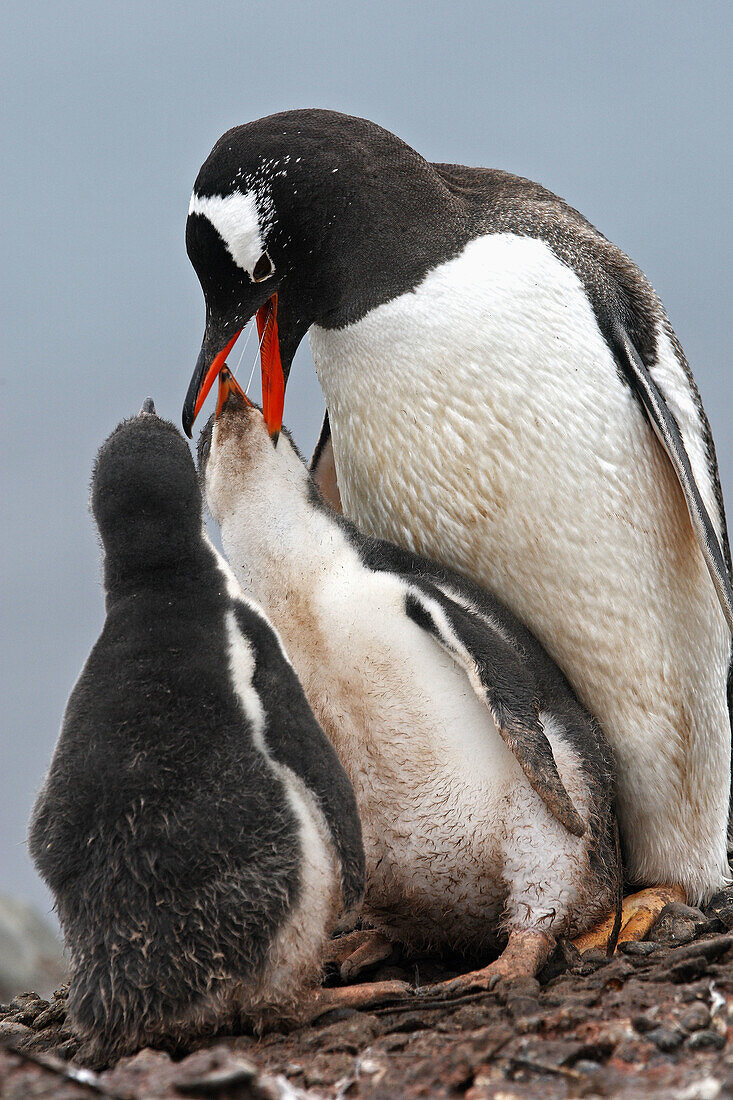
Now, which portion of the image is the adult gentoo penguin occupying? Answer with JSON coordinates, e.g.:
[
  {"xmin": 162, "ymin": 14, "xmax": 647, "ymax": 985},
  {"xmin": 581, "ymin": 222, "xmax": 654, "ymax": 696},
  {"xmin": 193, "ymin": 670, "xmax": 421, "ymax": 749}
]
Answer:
[
  {"xmin": 182, "ymin": 109, "xmax": 733, "ymax": 904},
  {"xmin": 28, "ymin": 399, "xmax": 373, "ymax": 1063},
  {"xmin": 197, "ymin": 370, "xmax": 621, "ymax": 991}
]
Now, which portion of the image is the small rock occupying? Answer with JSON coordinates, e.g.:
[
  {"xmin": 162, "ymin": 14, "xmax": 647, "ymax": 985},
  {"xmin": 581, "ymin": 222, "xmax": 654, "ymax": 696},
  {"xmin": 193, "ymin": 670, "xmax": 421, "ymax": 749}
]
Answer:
[
  {"xmin": 656, "ymin": 902, "xmax": 708, "ymax": 926},
  {"xmin": 32, "ymin": 1001, "xmax": 67, "ymax": 1029},
  {"xmin": 589, "ymin": 957, "xmax": 634, "ymax": 987},
  {"xmin": 175, "ymin": 1058, "xmax": 258, "ymax": 1094},
  {"xmin": 571, "ymin": 954, "xmax": 609, "ymax": 976},
  {"xmin": 647, "ymin": 1026, "xmax": 685, "ymax": 1052},
  {"xmin": 669, "ymin": 935, "xmax": 733, "ymax": 963},
  {"xmin": 652, "ymin": 914, "xmax": 696, "ymax": 946},
  {"xmin": 506, "ymin": 996, "xmax": 540, "ymax": 1019},
  {"xmin": 669, "ymin": 957, "xmax": 709, "ymax": 984},
  {"xmin": 303, "ymin": 1052, "xmax": 357, "ymax": 1087},
  {"xmin": 384, "ymin": 1012, "xmax": 431, "ymax": 1034},
  {"xmin": 504, "ymin": 976, "xmax": 541, "ymax": 999},
  {"xmin": 53, "ymin": 1037, "xmax": 79, "ymax": 1060},
  {"xmin": 449, "ymin": 1004, "xmax": 488, "ymax": 1030},
  {"xmin": 698, "ymin": 917, "xmax": 726, "ymax": 935},
  {"xmin": 311, "ymin": 1006, "xmax": 359, "ymax": 1026},
  {"xmin": 0, "ymin": 1019, "xmax": 32, "ymax": 1042},
  {"xmin": 679, "ymin": 1003, "xmax": 712, "ymax": 1032},
  {"xmin": 8, "ymin": 992, "xmax": 42, "ymax": 1011},
  {"xmin": 313, "ymin": 1013, "xmax": 380, "ymax": 1053},
  {"xmin": 11, "ymin": 999, "xmax": 49, "ymax": 1026},
  {"xmin": 559, "ymin": 939, "xmax": 583, "ymax": 968},
  {"xmin": 619, "ymin": 940, "xmax": 659, "ymax": 957},
  {"xmin": 514, "ymin": 1012, "xmax": 544, "ymax": 1035},
  {"xmin": 687, "ymin": 1029, "xmax": 726, "ymax": 1051},
  {"xmin": 706, "ymin": 887, "xmax": 733, "ymax": 930},
  {"xmin": 633, "ymin": 1011, "xmax": 660, "ymax": 1033},
  {"xmin": 514, "ymin": 1037, "xmax": 585, "ymax": 1069},
  {"xmin": 384, "ymin": 1034, "xmax": 412, "ymax": 1053},
  {"xmin": 574, "ymin": 1059, "xmax": 603, "ymax": 1074}
]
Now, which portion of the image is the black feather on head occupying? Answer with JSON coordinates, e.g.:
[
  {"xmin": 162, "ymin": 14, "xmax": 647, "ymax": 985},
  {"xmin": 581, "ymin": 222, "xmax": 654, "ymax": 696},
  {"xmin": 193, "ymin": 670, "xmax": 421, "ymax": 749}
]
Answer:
[{"xmin": 91, "ymin": 412, "xmax": 202, "ymax": 584}]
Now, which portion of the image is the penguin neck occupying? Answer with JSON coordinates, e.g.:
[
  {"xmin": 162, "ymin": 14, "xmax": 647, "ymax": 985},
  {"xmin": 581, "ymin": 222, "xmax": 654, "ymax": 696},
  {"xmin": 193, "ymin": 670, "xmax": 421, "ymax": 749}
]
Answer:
[
  {"xmin": 216, "ymin": 447, "xmax": 348, "ymax": 610},
  {"xmin": 102, "ymin": 530, "xmax": 213, "ymax": 607},
  {"xmin": 290, "ymin": 161, "xmax": 465, "ymax": 330}
]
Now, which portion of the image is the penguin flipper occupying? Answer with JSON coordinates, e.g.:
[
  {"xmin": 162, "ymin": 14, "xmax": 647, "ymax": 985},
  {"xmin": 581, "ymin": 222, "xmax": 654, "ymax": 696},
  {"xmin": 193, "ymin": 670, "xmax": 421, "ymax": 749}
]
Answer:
[
  {"xmin": 404, "ymin": 585, "xmax": 586, "ymax": 837},
  {"xmin": 310, "ymin": 409, "xmax": 342, "ymax": 513},
  {"xmin": 611, "ymin": 320, "xmax": 733, "ymax": 634}
]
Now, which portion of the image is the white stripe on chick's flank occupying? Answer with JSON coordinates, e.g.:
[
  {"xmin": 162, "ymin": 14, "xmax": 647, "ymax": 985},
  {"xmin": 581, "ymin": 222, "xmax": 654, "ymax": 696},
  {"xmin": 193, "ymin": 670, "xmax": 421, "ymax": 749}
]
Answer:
[{"xmin": 224, "ymin": 610, "xmax": 339, "ymax": 996}]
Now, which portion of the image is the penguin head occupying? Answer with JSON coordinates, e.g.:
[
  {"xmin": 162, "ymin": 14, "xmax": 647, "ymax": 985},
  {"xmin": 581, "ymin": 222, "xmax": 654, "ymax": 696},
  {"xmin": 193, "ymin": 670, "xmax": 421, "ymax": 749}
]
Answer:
[
  {"xmin": 198, "ymin": 368, "xmax": 309, "ymax": 528},
  {"xmin": 92, "ymin": 402, "xmax": 203, "ymax": 574},
  {"xmin": 183, "ymin": 108, "xmax": 453, "ymax": 439}
]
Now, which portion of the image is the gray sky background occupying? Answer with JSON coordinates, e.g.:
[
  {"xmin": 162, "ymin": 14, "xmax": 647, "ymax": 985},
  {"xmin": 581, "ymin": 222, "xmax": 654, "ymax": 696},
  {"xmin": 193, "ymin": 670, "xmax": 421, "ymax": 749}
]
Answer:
[{"xmin": 2, "ymin": 1, "xmax": 731, "ymax": 918}]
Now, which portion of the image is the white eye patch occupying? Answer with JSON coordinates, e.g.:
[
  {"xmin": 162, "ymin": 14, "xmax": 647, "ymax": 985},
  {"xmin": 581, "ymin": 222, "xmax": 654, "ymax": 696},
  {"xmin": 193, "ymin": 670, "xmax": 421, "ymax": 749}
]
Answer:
[{"xmin": 189, "ymin": 190, "xmax": 266, "ymax": 279}]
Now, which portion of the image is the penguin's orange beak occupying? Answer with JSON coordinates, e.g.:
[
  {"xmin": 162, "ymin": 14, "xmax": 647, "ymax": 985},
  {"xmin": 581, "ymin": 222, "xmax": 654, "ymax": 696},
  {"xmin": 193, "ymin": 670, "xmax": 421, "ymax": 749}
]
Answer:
[
  {"xmin": 257, "ymin": 294, "xmax": 285, "ymax": 441},
  {"xmin": 215, "ymin": 366, "xmax": 254, "ymax": 419},
  {"xmin": 190, "ymin": 329, "xmax": 243, "ymax": 426}
]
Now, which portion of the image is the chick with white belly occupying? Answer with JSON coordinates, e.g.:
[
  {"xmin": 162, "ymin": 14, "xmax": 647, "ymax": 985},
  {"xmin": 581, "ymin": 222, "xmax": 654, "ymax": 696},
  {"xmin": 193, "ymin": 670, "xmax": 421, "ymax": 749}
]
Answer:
[{"xmin": 197, "ymin": 370, "xmax": 621, "ymax": 992}]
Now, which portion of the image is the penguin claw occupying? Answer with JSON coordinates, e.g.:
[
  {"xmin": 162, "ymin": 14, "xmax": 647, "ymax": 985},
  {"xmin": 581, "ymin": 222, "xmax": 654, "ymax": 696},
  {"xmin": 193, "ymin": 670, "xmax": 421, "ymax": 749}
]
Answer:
[
  {"xmin": 573, "ymin": 884, "xmax": 686, "ymax": 954},
  {"xmin": 325, "ymin": 929, "xmax": 396, "ymax": 981},
  {"xmin": 419, "ymin": 928, "xmax": 554, "ymax": 1000}
]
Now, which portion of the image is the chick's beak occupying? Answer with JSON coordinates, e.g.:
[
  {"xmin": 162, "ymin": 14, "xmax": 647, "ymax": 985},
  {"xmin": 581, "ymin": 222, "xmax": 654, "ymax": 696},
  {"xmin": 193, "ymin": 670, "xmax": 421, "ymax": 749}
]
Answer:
[{"xmin": 215, "ymin": 366, "xmax": 254, "ymax": 419}]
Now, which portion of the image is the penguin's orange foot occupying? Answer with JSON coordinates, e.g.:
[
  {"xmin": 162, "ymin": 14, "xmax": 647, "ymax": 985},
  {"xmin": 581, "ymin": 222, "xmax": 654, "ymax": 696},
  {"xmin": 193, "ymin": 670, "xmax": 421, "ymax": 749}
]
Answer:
[
  {"xmin": 421, "ymin": 928, "xmax": 554, "ymax": 999},
  {"xmin": 325, "ymin": 929, "xmax": 396, "ymax": 981},
  {"xmin": 572, "ymin": 884, "xmax": 686, "ymax": 954},
  {"xmin": 310, "ymin": 979, "xmax": 412, "ymax": 1019}
]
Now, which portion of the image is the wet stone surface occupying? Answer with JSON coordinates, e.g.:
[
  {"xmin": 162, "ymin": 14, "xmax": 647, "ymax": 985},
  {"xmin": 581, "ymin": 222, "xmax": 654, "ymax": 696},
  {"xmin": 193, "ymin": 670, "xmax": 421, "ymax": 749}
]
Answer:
[{"xmin": 3, "ymin": 891, "xmax": 733, "ymax": 1098}]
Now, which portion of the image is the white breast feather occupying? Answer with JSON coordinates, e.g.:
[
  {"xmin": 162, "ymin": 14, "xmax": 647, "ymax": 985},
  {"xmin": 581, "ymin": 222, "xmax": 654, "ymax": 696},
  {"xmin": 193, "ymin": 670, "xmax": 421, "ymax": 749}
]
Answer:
[{"xmin": 309, "ymin": 231, "xmax": 731, "ymax": 901}]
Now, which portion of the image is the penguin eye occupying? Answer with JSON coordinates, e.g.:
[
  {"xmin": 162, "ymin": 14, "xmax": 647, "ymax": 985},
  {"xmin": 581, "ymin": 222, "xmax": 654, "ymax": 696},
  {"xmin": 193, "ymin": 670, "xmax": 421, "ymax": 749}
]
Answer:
[{"xmin": 251, "ymin": 251, "xmax": 275, "ymax": 282}]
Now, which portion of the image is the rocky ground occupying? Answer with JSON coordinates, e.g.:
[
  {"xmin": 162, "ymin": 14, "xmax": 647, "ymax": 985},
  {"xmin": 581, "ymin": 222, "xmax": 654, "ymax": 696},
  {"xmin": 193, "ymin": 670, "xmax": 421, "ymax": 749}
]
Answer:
[{"xmin": 4, "ymin": 893, "xmax": 733, "ymax": 1099}]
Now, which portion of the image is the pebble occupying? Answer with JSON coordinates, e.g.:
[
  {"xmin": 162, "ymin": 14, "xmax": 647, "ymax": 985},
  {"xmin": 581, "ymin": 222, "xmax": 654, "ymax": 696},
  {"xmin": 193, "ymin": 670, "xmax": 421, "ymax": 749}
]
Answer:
[
  {"xmin": 706, "ymin": 887, "xmax": 733, "ymax": 930},
  {"xmin": 175, "ymin": 1059, "xmax": 258, "ymax": 1094},
  {"xmin": 32, "ymin": 1001, "xmax": 67, "ymax": 1029},
  {"xmin": 0, "ymin": 1020, "xmax": 32, "ymax": 1042},
  {"xmin": 632, "ymin": 1012, "xmax": 660, "ymax": 1034},
  {"xmin": 687, "ymin": 1029, "xmax": 726, "ymax": 1051},
  {"xmin": 646, "ymin": 1026, "xmax": 685, "ymax": 1052},
  {"xmin": 668, "ymin": 957, "xmax": 709, "ymax": 984},
  {"xmin": 679, "ymin": 1003, "xmax": 712, "ymax": 1032},
  {"xmin": 9, "ymin": 1001, "xmax": 48, "ymax": 1026},
  {"xmin": 384, "ymin": 1012, "xmax": 431, "ymax": 1034},
  {"xmin": 652, "ymin": 918, "xmax": 696, "ymax": 946},
  {"xmin": 656, "ymin": 902, "xmax": 708, "ymax": 925},
  {"xmin": 669, "ymin": 936, "xmax": 733, "ymax": 963},
  {"xmin": 506, "ymin": 996, "xmax": 540, "ymax": 1019},
  {"xmin": 52, "ymin": 1037, "xmax": 79, "ymax": 1060},
  {"xmin": 619, "ymin": 940, "xmax": 658, "ymax": 957},
  {"xmin": 8, "ymin": 992, "xmax": 42, "ymax": 1012},
  {"xmin": 573, "ymin": 1059, "xmax": 603, "ymax": 1074},
  {"xmin": 449, "ymin": 1005, "xmax": 489, "ymax": 1031}
]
